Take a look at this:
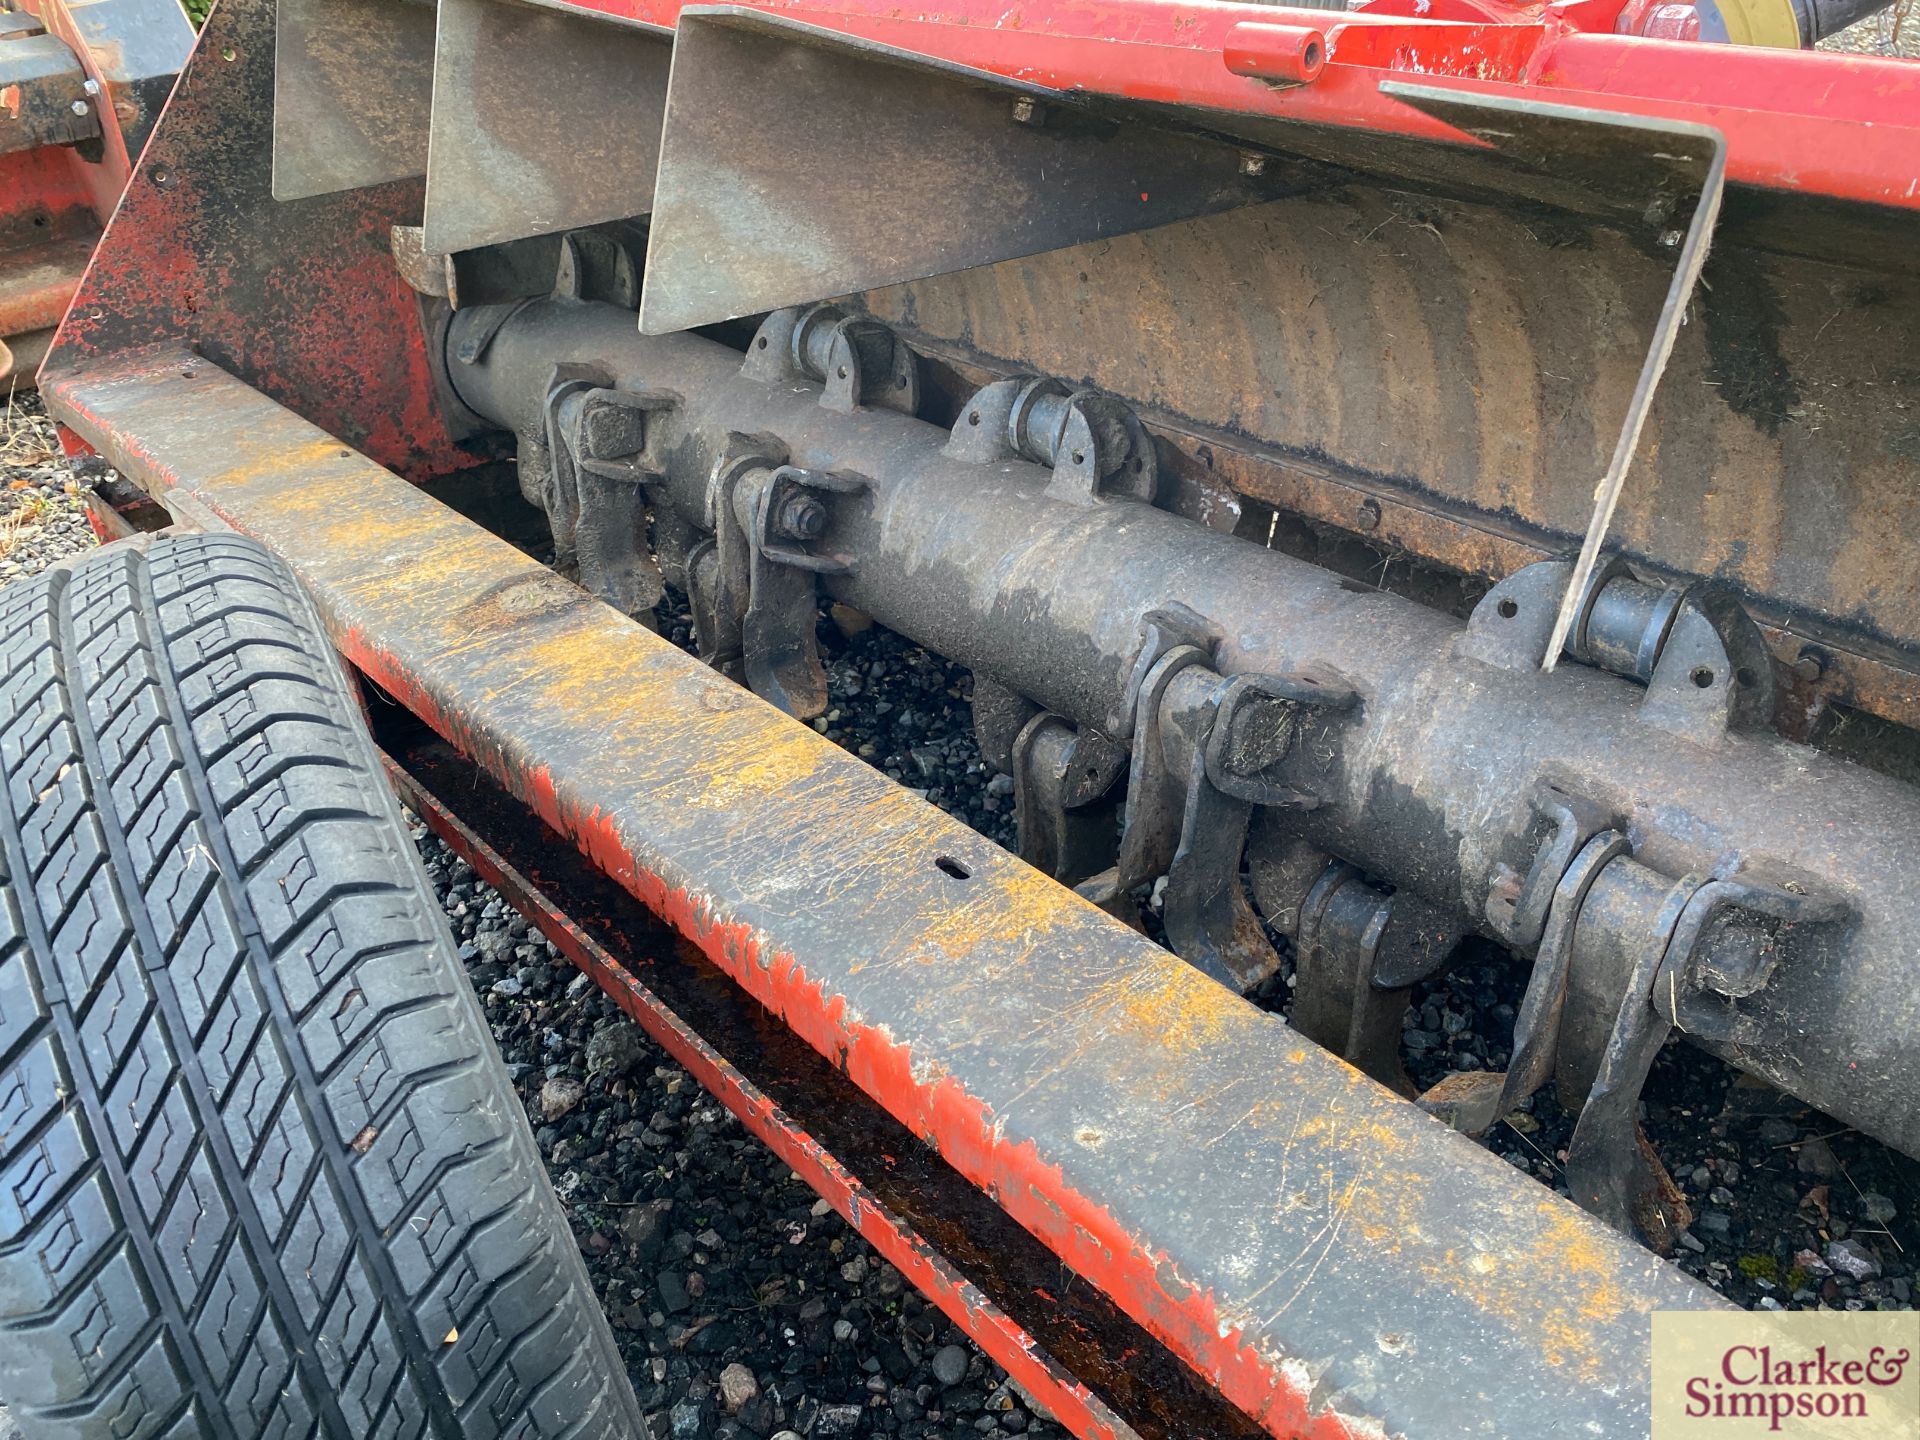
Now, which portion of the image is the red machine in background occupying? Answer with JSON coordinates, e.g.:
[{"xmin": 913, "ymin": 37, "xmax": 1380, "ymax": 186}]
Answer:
[{"xmin": 0, "ymin": 0, "xmax": 191, "ymax": 385}]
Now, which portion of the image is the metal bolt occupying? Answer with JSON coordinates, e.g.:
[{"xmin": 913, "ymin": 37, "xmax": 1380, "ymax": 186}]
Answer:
[
  {"xmin": 1239, "ymin": 152, "xmax": 1267, "ymax": 178},
  {"xmin": 1220, "ymin": 695, "xmax": 1297, "ymax": 776},
  {"xmin": 577, "ymin": 398, "xmax": 646, "ymax": 461},
  {"xmin": 774, "ymin": 492, "xmax": 828, "ymax": 542},
  {"xmin": 82, "ymin": 78, "xmax": 100, "ymax": 96},
  {"xmin": 70, "ymin": 99, "xmax": 89, "ymax": 116},
  {"xmin": 1793, "ymin": 647, "xmax": 1827, "ymax": 685},
  {"xmin": 1356, "ymin": 497, "xmax": 1382, "ymax": 533},
  {"xmin": 1010, "ymin": 96, "xmax": 1038, "ymax": 124}
]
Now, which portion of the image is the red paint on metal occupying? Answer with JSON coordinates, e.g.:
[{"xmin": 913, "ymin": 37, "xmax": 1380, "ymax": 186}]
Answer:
[
  {"xmin": 395, "ymin": 765, "xmax": 1136, "ymax": 1440},
  {"xmin": 549, "ymin": 0, "xmax": 1920, "ymax": 210},
  {"xmin": 318, "ymin": 650, "xmax": 1351, "ymax": 1440},
  {"xmin": 41, "ymin": 1, "xmax": 481, "ymax": 481},
  {"xmin": 22, "ymin": 0, "xmax": 139, "ymax": 216},
  {"xmin": 1222, "ymin": 22, "xmax": 1328, "ymax": 86}
]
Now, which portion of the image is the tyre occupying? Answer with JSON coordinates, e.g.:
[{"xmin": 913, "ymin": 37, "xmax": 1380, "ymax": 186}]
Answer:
[{"xmin": 0, "ymin": 535, "xmax": 646, "ymax": 1440}]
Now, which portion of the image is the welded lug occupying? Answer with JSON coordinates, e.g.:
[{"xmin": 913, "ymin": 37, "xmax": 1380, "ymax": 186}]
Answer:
[
  {"xmin": 1026, "ymin": 382, "xmax": 1157, "ymax": 506},
  {"xmin": 1105, "ymin": 603, "xmax": 1222, "ymax": 741},
  {"xmin": 1641, "ymin": 586, "xmax": 1777, "ymax": 746},
  {"xmin": 1293, "ymin": 864, "xmax": 1463, "ymax": 1095},
  {"xmin": 552, "ymin": 230, "xmax": 640, "ymax": 308},
  {"xmin": 944, "ymin": 376, "xmax": 1156, "ymax": 505},
  {"xmin": 687, "ymin": 436, "xmax": 791, "ymax": 680},
  {"xmin": 740, "ymin": 465, "xmax": 871, "ymax": 718},
  {"xmin": 744, "ymin": 306, "xmax": 920, "ymax": 415},
  {"xmin": 1099, "ymin": 665, "xmax": 1346, "ymax": 992},
  {"xmin": 970, "ymin": 674, "xmax": 1040, "ymax": 774},
  {"xmin": 1010, "ymin": 713, "xmax": 1127, "ymax": 884},
  {"xmin": 1465, "ymin": 559, "xmax": 1774, "ymax": 743},
  {"xmin": 1425, "ymin": 829, "xmax": 1632, "ymax": 1135},
  {"xmin": 1485, "ymin": 780, "xmax": 1618, "ymax": 948},
  {"xmin": 1459, "ymin": 559, "xmax": 1577, "ymax": 671},
  {"xmin": 1562, "ymin": 856, "xmax": 1704, "ymax": 1253},
  {"xmin": 540, "ymin": 381, "xmax": 671, "ymax": 621}
]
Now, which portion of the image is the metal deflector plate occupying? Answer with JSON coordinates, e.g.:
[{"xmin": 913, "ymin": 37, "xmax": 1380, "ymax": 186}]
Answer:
[
  {"xmin": 425, "ymin": 0, "xmax": 670, "ymax": 255},
  {"xmin": 639, "ymin": 6, "xmax": 1284, "ymax": 335},
  {"xmin": 273, "ymin": 0, "xmax": 435, "ymax": 201}
]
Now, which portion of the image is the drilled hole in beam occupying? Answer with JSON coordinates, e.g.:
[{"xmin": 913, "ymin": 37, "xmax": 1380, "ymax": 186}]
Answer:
[{"xmin": 935, "ymin": 856, "xmax": 971, "ymax": 880}]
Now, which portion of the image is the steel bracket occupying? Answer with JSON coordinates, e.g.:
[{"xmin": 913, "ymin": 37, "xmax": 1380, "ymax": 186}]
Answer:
[
  {"xmin": 1639, "ymin": 586, "xmax": 1778, "ymax": 746},
  {"xmin": 743, "ymin": 306, "xmax": 923, "ymax": 416},
  {"xmin": 946, "ymin": 376, "xmax": 1156, "ymax": 505},
  {"xmin": 1106, "ymin": 603, "xmax": 1222, "ymax": 741},
  {"xmin": 739, "ymin": 464, "xmax": 871, "ymax": 718},
  {"xmin": 1009, "ymin": 712, "xmax": 1127, "ymax": 885},
  {"xmin": 686, "ymin": 434, "xmax": 790, "ymax": 681},
  {"xmin": 1293, "ymin": 865, "xmax": 1463, "ymax": 1096},
  {"xmin": 541, "ymin": 378, "xmax": 675, "ymax": 620},
  {"xmin": 1084, "ymin": 649, "xmax": 1352, "ymax": 993},
  {"xmin": 1485, "ymin": 780, "xmax": 1617, "ymax": 949},
  {"xmin": 1423, "ymin": 829, "xmax": 1631, "ymax": 1136}
]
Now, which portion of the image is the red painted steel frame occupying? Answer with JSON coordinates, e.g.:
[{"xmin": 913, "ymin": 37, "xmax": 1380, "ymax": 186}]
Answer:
[
  {"xmin": 547, "ymin": 0, "xmax": 1920, "ymax": 210},
  {"xmin": 387, "ymin": 759, "xmax": 1142, "ymax": 1440}
]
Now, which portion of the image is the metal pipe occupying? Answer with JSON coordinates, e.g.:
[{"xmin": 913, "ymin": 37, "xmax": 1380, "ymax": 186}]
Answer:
[{"xmin": 448, "ymin": 297, "xmax": 1920, "ymax": 1158}]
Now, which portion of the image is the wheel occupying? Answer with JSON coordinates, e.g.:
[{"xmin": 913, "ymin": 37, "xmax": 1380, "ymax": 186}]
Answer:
[{"xmin": 0, "ymin": 535, "xmax": 646, "ymax": 1440}]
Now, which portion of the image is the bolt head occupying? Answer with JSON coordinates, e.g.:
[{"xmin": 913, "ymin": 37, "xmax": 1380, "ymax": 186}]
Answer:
[
  {"xmin": 775, "ymin": 492, "xmax": 828, "ymax": 542},
  {"xmin": 1221, "ymin": 695, "xmax": 1297, "ymax": 776},
  {"xmin": 577, "ymin": 399, "xmax": 646, "ymax": 461},
  {"xmin": 1010, "ymin": 96, "xmax": 1037, "ymax": 123},
  {"xmin": 70, "ymin": 99, "xmax": 89, "ymax": 116},
  {"xmin": 1239, "ymin": 152, "xmax": 1267, "ymax": 177},
  {"xmin": 1356, "ymin": 497, "xmax": 1383, "ymax": 533}
]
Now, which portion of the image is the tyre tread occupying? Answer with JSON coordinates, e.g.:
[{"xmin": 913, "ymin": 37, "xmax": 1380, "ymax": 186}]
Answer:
[{"xmin": 0, "ymin": 537, "xmax": 641, "ymax": 1440}]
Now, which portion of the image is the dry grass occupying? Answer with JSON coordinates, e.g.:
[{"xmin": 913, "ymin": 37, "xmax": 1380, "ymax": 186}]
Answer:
[
  {"xmin": 0, "ymin": 496, "xmax": 47, "ymax": 560},
  {"xmin": 0, "ymin": 391, "xmax": 57, "ymax": 472},
  {"xmin": 0, "ymin": 390, "xmax": 80, "ymax": 564}
]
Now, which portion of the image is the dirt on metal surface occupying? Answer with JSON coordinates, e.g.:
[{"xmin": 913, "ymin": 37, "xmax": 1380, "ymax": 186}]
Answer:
[{"xmin": 383, "ymin": 720, "xmax": 1268, "ymax": 1440}]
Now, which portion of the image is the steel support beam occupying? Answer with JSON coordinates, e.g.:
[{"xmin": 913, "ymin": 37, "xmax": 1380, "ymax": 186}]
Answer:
[
  {"xmin": 379, "ymin": 720, "xmax": 1266, "ymax": 1440},
  {"xmin": 46, "ymin": 345, "xmax": 1720, "ymax": 1440}
]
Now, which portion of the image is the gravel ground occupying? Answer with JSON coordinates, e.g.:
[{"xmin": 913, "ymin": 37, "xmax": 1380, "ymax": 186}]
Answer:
[{"xmin": 3, "ymin": 346, "xmax": 1915, "ymax": 1440}]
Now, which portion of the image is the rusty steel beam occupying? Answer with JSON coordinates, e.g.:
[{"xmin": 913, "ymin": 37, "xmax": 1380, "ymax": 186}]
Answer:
[
  {"xmin": 378, "ymin": 717, "xmax": 1268, "ymax": 1440},
  {"xmin": 45, "ymin": 345, "xmax": 1722, "ymax": 1440}
]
